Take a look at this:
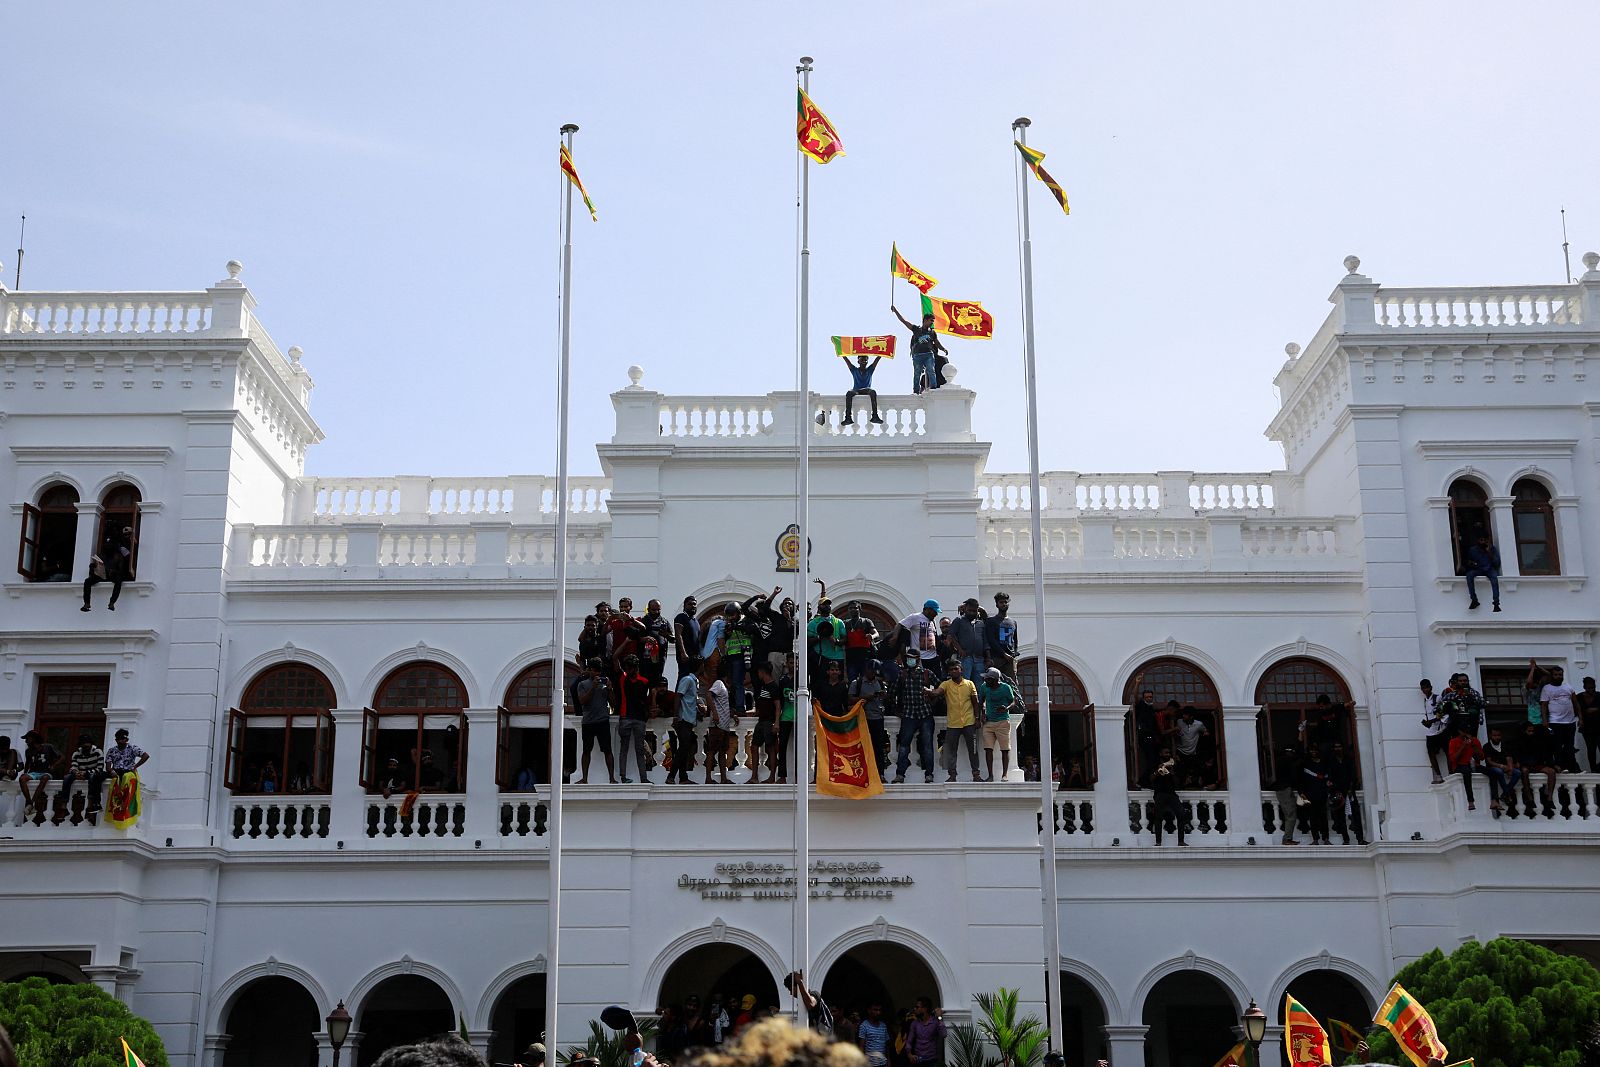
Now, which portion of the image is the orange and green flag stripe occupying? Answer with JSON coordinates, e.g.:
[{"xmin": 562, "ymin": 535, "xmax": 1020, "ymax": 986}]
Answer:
[
  {"xmin": 1015, "ymin": 141, "xmax": 1069, "ymax": 216},
  {"xmin": 1327, "ymin": 1019, "xmax": 1365, "ymax": 1055},
  {"xmin": 560, "ymin": 144, "xmax": 597, "ymax": 221},
  {"xmin": 921, "ymin": 293, "xmax": 994, "ymax": 339},
  {"xmin": 833, "ymin": 335, "xmax": 896, "ymax": 359},
  {"xmin": 122, "ymin": 1037, "xmax": 150, "ymax": 1067},
  {"xmin": 1284, "ymin": 994, "xmax": 1331, "ymax": 1067},
  {"xmin": 1374, "ymin": 984, "xmax": 1447, "ymax": 1067},
  {"xmin": 890, "ymin": 243, "xmax": 938, "ymax": 293}
]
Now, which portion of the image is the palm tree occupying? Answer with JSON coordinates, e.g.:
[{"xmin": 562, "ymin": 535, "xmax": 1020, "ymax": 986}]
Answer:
[
  {"xmin": 972, "ymin": 988, "xmax": 1048, "ymax": 1067},
  {"xmin": 559, "ymin": 1018, "xmax": 660, "ymax": 1067}
]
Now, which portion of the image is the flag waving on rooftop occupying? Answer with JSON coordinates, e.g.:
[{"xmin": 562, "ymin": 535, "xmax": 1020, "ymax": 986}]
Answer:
[
  {"xmin": 921, "ymin": 293, "xmax": 993, "ymax": 339},
  {"xmin": 560, "ymin": 143, "xmax": 597, "ymax": 221},
  {"xmin": 1015, "ymin": 141, "xmax": 1069, "ymax": 216},
  {"xmin": 891, "ymin": 243, "xmax": 938, "ymax": 293},
  {"xmin": 797, "ymin": 88, "xmax": 844, "ymax": 163}
]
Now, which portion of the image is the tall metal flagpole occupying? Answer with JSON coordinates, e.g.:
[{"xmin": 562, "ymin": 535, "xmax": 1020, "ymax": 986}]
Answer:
[
  {"xmin": 1012, "ymin": 116, "xmax": 1065, "ymax": 1052},
  {"xmin": 793, "ymin": 55, "xmax": 815, "ymax": 1019},
  {"xmin": 546, "ymin": 120, "xmax": 579, "ymax": 1052}
]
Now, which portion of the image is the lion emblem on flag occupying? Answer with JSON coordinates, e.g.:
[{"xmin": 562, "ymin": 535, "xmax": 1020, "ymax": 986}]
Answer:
[{"xmin": 953, "ymin": 306, "xmax": 985, "ymax": 330}]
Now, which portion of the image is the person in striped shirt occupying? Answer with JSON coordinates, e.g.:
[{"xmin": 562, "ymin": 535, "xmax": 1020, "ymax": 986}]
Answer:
[{"xmin": 61, "ymin": 732, "xmax": 107, "ymax": 815}]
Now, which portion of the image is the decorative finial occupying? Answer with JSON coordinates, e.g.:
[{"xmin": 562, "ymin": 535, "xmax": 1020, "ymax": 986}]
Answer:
[
  {"xmin": 1583, "ymin": 251, "xmax": 1599, "ymax": 272},
  {"xmin": 941, "ymin": 362, "xmax": 959, "ymax": 382},
  {"xmin": 627, "ymin": 364, "xmax": 644, "ymax": 388},
  {"xmin": 1342, "ymin": 255, "xmax": 1361, "ymax": 275},
  {"xmin": 287, "ymin": 345, "xmax": 303, "ymax": 366},
  {"xmin": 227, "ymin": 260, "xmax": 243, "ymax": 280},
  {"xmin": 1284, "ymin": 342, "xmax": 1301, "ymax": 358},
  {"xmin": 1012, "ymin": 117, "xmax": 1032, "ymax": 130},
  {"xmin": 560, "ymin": 123, "xmax": 579, "ymax": 134},
  {"xmin": 799, "ymin": 56, "xmax": 814, "ymax": 67}
]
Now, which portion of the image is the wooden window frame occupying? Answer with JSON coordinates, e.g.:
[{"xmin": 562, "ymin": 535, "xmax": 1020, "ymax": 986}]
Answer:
[
  {"xmin": 1510, "ymin": 479, "xmax": 1560, "ymax": 576},
  {"xmin": 500, "ymin": 661, "xmax": 582, "ymax": 790},
  {"xmin": 17, "ymin": 502, "xmax": 41, "ymax": 580},
  {"xmin": 1447, "ymin": 479, "xmax": 1493, "ymax": 575},
  {"xmin": 1122, "ymin": 657, "xmax": 1226, "ymax": 788},
  {"xmin": 1016, "ymin": 657, "xmax": 1097, "ymax": 787},
  {"xmin": 360, "ymin": 708, "xmax": 468, "ymax": 792},
  {"xmin": 96, "ymin": 483, "xmax": 143, "ymax": 579},
  {"xmin": 19, "ymin": 486, "xmax": 80, "ymax": 582},
  {"xmin": 225, "ymin": 707, "xmax": 334, "ymax": 794},
  {"xmin": 1254, "ymin": 657, "xmax": 1357, "ymax": 787},
  {"xmin": 34, "ymin": 675, "xmax": 111, "ymax": 758}
]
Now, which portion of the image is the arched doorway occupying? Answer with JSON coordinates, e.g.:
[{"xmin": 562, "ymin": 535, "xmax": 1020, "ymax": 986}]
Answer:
[
  {"xmin": 488, "ymin": 974, "xmax": 547, "ymax": 1066},
  {"xmin": 1282, "ymin": 970, "xmax": 1370, "ymax": 1039},
  {"xmin": 358, "ymin": 974, "xmax": 454, "ymax": 1067},
  {"xmin": 821, "ymin": 942, "xmax": 940, "ymax": 1023},
  {"xmin": 658, "ymin": 944, "xmax": 780, "ymax": 1016},
  {"xmin": 223, "ymin": 975, "xmax": 319, "ymax": 1067},
  {"xmin": 1141, "ymin": 971, "xmax": 1237, "ymax": 1067},
  {"xmin": 1057, "ymin": 972, "xmax": 1108, "ymax": 1067}
]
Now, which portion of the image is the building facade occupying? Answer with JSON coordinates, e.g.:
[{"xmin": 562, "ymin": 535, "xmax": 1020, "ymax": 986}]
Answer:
[{"xmin": 2, "ymin": 255, "xmax": 1599, "ymax": 1067}]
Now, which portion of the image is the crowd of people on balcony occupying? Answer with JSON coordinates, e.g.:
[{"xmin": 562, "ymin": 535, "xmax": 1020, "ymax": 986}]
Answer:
[{"xmin": 1, "ymin": 727, "xmax": 149, "ymax": 826}]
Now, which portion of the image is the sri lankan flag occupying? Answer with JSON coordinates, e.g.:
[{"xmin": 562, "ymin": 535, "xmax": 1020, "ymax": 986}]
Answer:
[
  {"xmin": 890, "ymin": 243, "xmax": 938, "ymax": 293},
  {"xmin": 921, "ymin": 293, "xmax": 993, "ymax": 339},
  {"xmin": 1374, "ymin": 984, "xmax": 1447, "ymax": 1067},
  {"xmin": 1284, "ymin": 995, "xmax": 1331, "ymax": 1067},
  {"xmin": 122, "ymin": 1036, "xmax": 150, "ymax": 1067},
  {"xmin": 109, "ymin": 771, "xmax": 141, "ymax": 831},
  {"xmin": 1327, "ymin": 1019, "xmax": 1365, "ymax": 1056},
  {"xmin": 1210, "ymin": 1043, "xmax": 1246, "ymax": 1067},
  {"xmin": 833, "ymin": 335, "xmax": 895, "ymax": 359},
  {"xmin": 560, "ymin": 144, "xmax": 597, "ymax": 221},
  {"xmin": 814, "ymin": 700, "xmax": 883, "ymax": 798},
  {"xmin": 797, "ymin": 88, "xmax": 844, "ymax": 164},
  {"xmin": 1015, "ymin": 141, "xmax": 1069, "ymax": 216}
]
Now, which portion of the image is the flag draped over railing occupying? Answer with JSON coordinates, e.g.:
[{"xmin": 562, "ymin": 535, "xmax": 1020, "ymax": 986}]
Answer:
[{"xmin": 813, "ymin": 700, "xmax": 884, "ymax": 799}]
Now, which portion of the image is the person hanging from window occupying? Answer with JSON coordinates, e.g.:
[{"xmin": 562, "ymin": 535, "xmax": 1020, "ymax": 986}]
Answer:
[
  {"xmin": 891, "ymin": 304, "xmax": 947, "ymax": 395},
  {"xmin": 1149, "ymin": 746, "xmax": 1186, "ymax": 846},
  {"xmin": 841, "ymin": 354, "xmax": 885, "ymax": 425},
  {"xmin": 81, "ymin": 525, "xmax": 134, "ymax": 612},
  {"xmin": 1463, "ymin": 533, "xmax": 1501, "ymax": 611}
]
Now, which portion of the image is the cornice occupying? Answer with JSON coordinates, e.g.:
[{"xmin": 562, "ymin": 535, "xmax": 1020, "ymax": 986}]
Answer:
[
  {"xmin": 1415, "ymin": 438, "xmax": 1578, "ymax": 458},
  {"xmin": 9, "ymin": 445, "xmax": 174, "ymax": 462}
]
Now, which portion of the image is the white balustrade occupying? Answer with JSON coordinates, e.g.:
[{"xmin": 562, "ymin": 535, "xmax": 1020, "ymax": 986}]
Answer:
[
  {"xmin": 1, "ymin": 293, "xmax": 213, "ymax": 335},
  {"xmin": 1489, "ymin": 773, "xmax": 1600, "ymax": 824},
  {"xmin": 1188, "ymin": 475, "xmax": 1275, "ymax": 511},
  {"xmin": 498, "ymin": 793, "xmax": 551, "ymax": 839},
  {"xmin": 659, "ymin": 398, "xmax": 775, "ymax": 437},
  {"xmin": 1113, "ymin": 523, "xmax": 1205, "ymax": 560},
  {"xmin": 982, "ymin": 521, "xmax": 1081, "ymax": 564},
  {"xmin": 1077, "ymin": 475, "xmax": 1160, "ymax": 512},
  {"xmin": 0, "ymin": 780, "xmax": 148, "ymax": 836},
  {"xmin": 364, "ymin": 793, "xmax": 467, "ymax": 839},
  {"xmin": 508, "ymin": 528, "xmax": 608, "ymax": 567},
  {"xmin": 227, "ymin": 795, "xmax": 332, "ymax": 843},
  {"xmin": 1241, "ymin": 520, "xmax": 1339, "ymax": 557},
  {"xmin": 301, "ymin": 476, "xmax": 610, "ymax": 522},
  {"xmin": 1373, "ymin": 286, "xmax": 1583, "ymax": 329},
  {"xmin": 1128, "ymin": 790, "xmax": 1229, "ymax": 838},
  {"xmin": 1260, "ymin": 790, "xmax": 1368, "ymax": 841},
  {"xmin": 310, "ymin": 479, "xmax": 403, "ymax": 518},
  {"xmin": 428, "ymin": 479, "xmax": 514, "ymax": 516},
  {"xmin": 1052, "ymin": 795, "xmax": 1096, "ymax": 837},
  {"xmin": 248, "ymin": 527, "xmax": 349, "ymax": 567},
  {"xmin": 812, "ymin": 399, "xmax": 925, "ymax": 438},
  {"xmin": 378, "ymin": 527, "xmax": 476, "ymax": 567}
]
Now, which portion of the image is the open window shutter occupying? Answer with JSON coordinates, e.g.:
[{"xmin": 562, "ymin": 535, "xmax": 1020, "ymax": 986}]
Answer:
[
  {"xmin": 17, "ymin": 503, "xmax": 40, "ymax": 580},
  {"xmin": 1083, "ymin": 705, "xmax": 1098, "ymax": 782},
  {"xmin": 457, "ymin": 713, "xmax": 469, "ymax": 791},
  {"xmin": 313, "ymin": 711, "xmax": 332, "ymax": 791},
  {"xmin": 495, "ymin": 709, "xmax": 510, "ymax": 790},
  {"xmin": 1123, "ymin": 709, "xmax": 1139, "ymax": 784},
  {"xmin": 359, "ymin": 709, "xmax": 378, "ymax": 788},
  {"xmin": 224, "ymin": 710, "xmax": 246, "ymax": 790},
  {"xmin": 1258, "ymin": 707, "xmax": 1278, "ymax": 788}
]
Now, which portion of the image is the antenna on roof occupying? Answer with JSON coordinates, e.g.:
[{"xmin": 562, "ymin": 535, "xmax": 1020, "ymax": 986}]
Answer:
[
  {"xmin": 12, "ymin": 215, "xmax": 22, "ymax": 290},
  {"xmin": 1561, "ymin": 206, "xmax": 1574, "ymax": 283}
]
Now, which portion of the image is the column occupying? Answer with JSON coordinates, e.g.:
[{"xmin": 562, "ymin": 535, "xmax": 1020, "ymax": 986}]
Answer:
[
  {"xmin": 1259, "ymin": 1026, "xmax": 1285, "ymax": 1067},
  {"xmin": 1489, "ymin": 498, "xmax": 1516, "ymax": 585},
  {"xmin": 328, "ymin": 708, "xmax": 367, "ymax": 843},
  {"xmin": 1220, "ymin": 707, "xmax": 1267, "ymax": 844},
  {"xmin": 463, "ymin": 708, "xmax": 500, "ymax": 843},
  {"xmin": 203, "ymin": 1034, "xmax": 231, "ymax": 1067},
  {"xmin": 1103, "ymin": 1024, "xmax": 1148, "ymax": 1067},
  {"xmin": 83, "ymin": 964, "xmax": 121, "ymax": 997},
  {"xmin": 1090, "ymin": 705, "xmax": 1131, "ymax": 845},
  {"xmin": 315, "ymin": 1031, "xmax": 335, "ymax": 1067},
  {"xmin": 468, "ymin": 1030, "xmax": 494, "ymax": 1061},
  {"xmin": 73, "ymin": 500, "xmax": 100, "ymax": 580}
]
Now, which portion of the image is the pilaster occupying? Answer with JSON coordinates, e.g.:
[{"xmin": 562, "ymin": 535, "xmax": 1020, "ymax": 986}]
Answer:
[
  {"xmin": 1090, "ymin": 705, "xmax": 1130, "ymax": 844},
  {"xmin": 328, "ymin": 708, "xmax": 367, "ymax": 843},
  {"xmin": 1103, "ymin": 1024, "xmax": 1148, "ymax": 1067},
  {"xmin": 73, "ymin": 499, "xmax": 101, "ymax": 580},
  {"xmin": 1221, "ymin": 706, "xmax": 1266, "ymax": 844},
  {"xmin": 463, "ymin": 707, "xmax": 500, "ymax": 842},
  {"xmin": 203, "ymin": 1033, "xmax": 231, "ymax": 1067}
]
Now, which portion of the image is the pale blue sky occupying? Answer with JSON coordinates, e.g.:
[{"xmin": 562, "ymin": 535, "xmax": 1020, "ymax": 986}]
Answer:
[{"xmin": 5, "ymin": 2, "xmax": 1597, "ymax": 478}]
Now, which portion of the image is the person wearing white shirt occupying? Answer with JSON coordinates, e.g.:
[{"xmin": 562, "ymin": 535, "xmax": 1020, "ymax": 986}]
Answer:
[
  {"xmin": 1537, "ymin": 661, "xmax": 1580, "ymax": 772},
  {"xmin": 1420, "ymin": 678, "xmax": 1448, "ymax": 784}
]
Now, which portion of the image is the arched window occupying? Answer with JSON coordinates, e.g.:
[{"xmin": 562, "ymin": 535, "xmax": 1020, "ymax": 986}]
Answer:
[
  {"xmin": 1511, "ymin": 478, "xmax": 1559, "ymax": 575},
  {"xmin": 499, "ymin": 660, "xmax": 583, "ymax": 790},
  {"xmin": 96, "ymin": 483, "xmax": 142, "ymax": 578},
  {"xmin": 1122, "ymin": 657, "xmax": 1225, "ymax": 788},
  {"xmin": 365, "ymin": 661, "xmax": 468, "ymax": 793},
  {"xmin": 1447, "ymin": 478, "xmax": 1493, "ymax": 575},
  {"xmin": 1016, "ymin": 658, "xmax": 1094, "ymax": 787},
  {"xmin": 17, "ymin": 484, "xmax": 79, "ymax": 582},
  {"xmin": 227, "ymin": 663, "xmax": 336, "ymax": 794},
  {"xmin": 1254, "ymin": 657, "xmax": 1355, "ymax": 788}
]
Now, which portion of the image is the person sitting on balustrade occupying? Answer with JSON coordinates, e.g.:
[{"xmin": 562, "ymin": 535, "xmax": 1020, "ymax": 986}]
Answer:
[
  {"xmin": 1463, "ymin": 533, "xmax": 1501, "ymax": 612},
  {"xmin": 60, "ymin": 732, "xmax": 108, "ymax": 816},
  {"xmin": 17, "ymin": 731, "xmax": 62, "ymax": 822},
  {"xmin": 1482, "ymin": 726, "xmax": 1522, "ymax": 817},
  {"xmin": 841, "ymin": 353, "xmax": 885, "ymax": 425},
  {"xmin": 1515, "ymin": 720, "xmax": 1560, "ymax": 813}
]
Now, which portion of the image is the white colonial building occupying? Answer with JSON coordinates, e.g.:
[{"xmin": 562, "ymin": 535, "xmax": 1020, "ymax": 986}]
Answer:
[{"xmin": 2, "ymin": 255, "xmax": 1599, "ymax": 1067}]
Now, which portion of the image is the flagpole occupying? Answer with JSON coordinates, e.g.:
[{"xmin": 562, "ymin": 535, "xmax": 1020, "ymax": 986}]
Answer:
[
  {"xmin": 1012, "ymin": 115, "xmax": 1064, "ymax": 1052},
  {"xmin": 546, "ymin": 120, "xmax": 579, "ymax": 1052},
  {"xmin": 793, "ymin": 54, "xmax": 815, "ymax": 1019}
]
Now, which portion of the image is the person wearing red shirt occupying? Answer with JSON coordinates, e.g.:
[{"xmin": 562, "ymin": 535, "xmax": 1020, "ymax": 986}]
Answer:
[
  {"xmin": 615, "ymin": 654, "xmax": 653, "ymax": 784},
  {"xmin": 1448, "ymin": 728, "xmax": 1485, "ymax": 811}
]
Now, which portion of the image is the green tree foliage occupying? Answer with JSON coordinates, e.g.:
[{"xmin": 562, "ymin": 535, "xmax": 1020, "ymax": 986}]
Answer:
[
  {"xmin": 947, "ymin": 1022, "xmax": 999, "ymax": 1067},
  {"xmin": 0, "ymin": 977, "xmax": 169, "ymax": 1067},
  {"xmin": 559, "ymin": 1017, "xmax": 658, "ymax": 1067},
  {"xmin": 1365, "ymin": 938, "xmax": 1600, "ymax": 1067}
]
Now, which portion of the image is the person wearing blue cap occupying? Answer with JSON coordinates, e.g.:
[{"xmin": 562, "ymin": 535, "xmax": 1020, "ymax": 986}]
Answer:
[{"xmin": 894, "ymin": 600, "xmax": 941, "ymax": 665}]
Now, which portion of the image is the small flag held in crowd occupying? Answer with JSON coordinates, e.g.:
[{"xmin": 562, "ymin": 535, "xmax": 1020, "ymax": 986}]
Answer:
[
  {"xmin": 814, "ymin": 700, "xmax": 883, "ymax": 799},
  {"xmin": 1284, "ymin": 994, "xmax": 1332, "ymax": 1067},
  {"xmin": 560, "ymin": 144, "xmax": 597, "ymax": 221},
  {"xmin": 920, "ymin": 293, "xmax": 993, "ymax": 339},
  {"xmin": 1015, "ymin": 141, "xmax": 1069, "ymax": 216},
  {"xmin": 1210, "ymin": 1042, "xmax": 1246, "ymax": 1067},
  {"xmin": 122, "ymin": 1036, "xmax": 149, "ymax": 1067},
  {"xmin": 890, "ymin": 243, "xmax": 938, "ymax": 293},
  {"xmin": 797, "ymin": 88, "xmax": 844, "ymax": 164},
  {"xmin": 1327, "ymin": 1018, "xmax": 1366, "ymax": 1055},
  {"xmin": 832, "ymin": 335, "xmax": 896, "ymax": 359},
  {"xmin": 1374, "ymin": 983, "xmax": 1448, "ymax": 1067}
]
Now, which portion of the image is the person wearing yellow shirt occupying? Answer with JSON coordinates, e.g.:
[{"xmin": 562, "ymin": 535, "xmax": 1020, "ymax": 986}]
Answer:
[{"xmin": 934, "ymin": 660, "xmax": 983, "ymax": 783}]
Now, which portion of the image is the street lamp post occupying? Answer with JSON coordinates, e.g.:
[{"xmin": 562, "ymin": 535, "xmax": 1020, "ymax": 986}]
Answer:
[
  {"xmin": 327, "ymin": 1000, "xmax": 352, "ymax": 1067},
  {"xmin": 1241, "ymin": 999, "xmax": 1267, "ymax": 1067}
]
